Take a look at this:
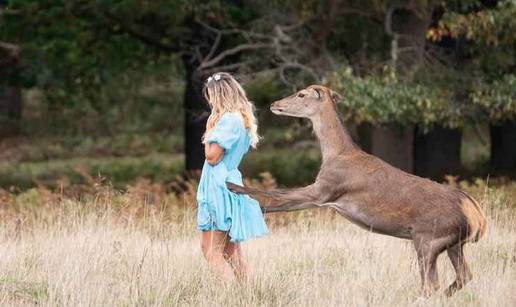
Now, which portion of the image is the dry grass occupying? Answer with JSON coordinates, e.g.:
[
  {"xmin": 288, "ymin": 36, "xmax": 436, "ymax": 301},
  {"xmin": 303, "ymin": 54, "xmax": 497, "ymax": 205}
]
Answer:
[{"xmin": 0, "ymin": 179, "xmax": 515, "ymax": 306}]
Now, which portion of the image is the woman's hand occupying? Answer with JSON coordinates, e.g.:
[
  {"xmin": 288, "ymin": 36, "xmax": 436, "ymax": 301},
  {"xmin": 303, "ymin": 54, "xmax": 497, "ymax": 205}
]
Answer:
[{"xmin": 205, "ymin": 142, "xmax": 224, "ymax": 165}]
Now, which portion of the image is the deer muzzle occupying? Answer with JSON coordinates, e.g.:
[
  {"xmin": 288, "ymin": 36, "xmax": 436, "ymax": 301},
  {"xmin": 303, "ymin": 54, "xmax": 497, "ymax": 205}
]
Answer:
[{"xmin": 270, "ymin": 101, "xmax": 285, "ymax": 114}]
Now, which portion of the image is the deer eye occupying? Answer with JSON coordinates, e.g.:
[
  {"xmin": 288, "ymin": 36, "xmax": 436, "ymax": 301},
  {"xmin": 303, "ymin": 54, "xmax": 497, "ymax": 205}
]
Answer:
[{"xmin": 298, "ymin": 93, "xmax": 305, "ymax": 98}]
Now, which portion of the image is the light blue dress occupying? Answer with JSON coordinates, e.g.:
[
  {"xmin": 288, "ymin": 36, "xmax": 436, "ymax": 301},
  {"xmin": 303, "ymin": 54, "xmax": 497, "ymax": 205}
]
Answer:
[{"xmin": 196, "ymin": 112, "xmax": 269, "ymax": 242}]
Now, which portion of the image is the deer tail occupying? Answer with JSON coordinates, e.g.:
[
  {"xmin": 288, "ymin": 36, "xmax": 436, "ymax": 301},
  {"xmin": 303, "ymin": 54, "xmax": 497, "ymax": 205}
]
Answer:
[{"xmin": 459, "ymin": 191, "xmax": 487, "ymax": 243}]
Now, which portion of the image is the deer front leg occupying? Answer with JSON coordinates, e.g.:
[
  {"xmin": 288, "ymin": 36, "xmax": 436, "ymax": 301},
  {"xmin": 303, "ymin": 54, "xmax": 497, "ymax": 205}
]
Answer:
[{"xmin": 226, "ymin": 182, "xmax": 325, "ymax": 213}]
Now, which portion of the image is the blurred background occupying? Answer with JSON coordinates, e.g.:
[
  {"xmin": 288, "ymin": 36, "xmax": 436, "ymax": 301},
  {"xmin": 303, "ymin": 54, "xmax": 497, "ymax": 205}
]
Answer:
[{"xmin": 0, "ymin": 0, "xmax": 514, "ymax": 193}]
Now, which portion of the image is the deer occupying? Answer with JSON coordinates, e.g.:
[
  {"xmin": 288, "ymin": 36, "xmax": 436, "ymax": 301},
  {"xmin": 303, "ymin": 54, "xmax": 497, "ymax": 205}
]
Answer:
[{"xmin": 227, "ymin": 85, "xmax": 487, "ymax": 297}]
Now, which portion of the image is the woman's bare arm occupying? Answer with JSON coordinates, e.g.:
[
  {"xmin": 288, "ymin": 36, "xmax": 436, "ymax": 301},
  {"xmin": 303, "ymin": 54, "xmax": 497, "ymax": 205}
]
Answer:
[{"xmin": 205, "ymin": 142, "xmax": 224, "ymax": 165}]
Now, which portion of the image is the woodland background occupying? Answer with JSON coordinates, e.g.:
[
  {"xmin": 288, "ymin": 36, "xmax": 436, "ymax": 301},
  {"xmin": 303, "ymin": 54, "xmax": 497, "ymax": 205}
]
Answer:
[{"xmin": 0, "ymin": 0, "xmax": 515, "ymax": 190}]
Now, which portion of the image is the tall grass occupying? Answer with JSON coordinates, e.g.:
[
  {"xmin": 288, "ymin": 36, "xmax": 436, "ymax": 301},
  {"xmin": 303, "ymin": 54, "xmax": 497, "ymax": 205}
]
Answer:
[{"xmin": 0, "ymin": 179, "xmax": 515, "ymax": 306}]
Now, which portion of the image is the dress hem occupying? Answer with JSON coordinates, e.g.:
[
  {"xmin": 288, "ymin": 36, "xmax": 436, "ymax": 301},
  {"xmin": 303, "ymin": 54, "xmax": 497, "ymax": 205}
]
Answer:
[{"xmin": 197, "ymin": 225, "xmax": 268, "ymax": 243}]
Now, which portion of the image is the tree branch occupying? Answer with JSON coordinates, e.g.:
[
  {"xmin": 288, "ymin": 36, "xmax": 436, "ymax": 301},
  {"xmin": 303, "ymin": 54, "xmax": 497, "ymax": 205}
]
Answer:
[
  {"xmin": 203, "ymin": 62, "xmax": 246, "ymax": 75},
  {"xmin": 199, "ymin": 43, "xmax": 272, "ymax": 70},
  {"xmin": 0, "ymin": 41, "xmax": 20, "ymax": 55},
  {"xmin": 204, "ymin": 31, "xmax": 221, "ymax": 63},
  {"xmin": 385, "ymin": 4, "xmax": 396, "ymax": 36},
  {"xmin": 196, "ymin": 19, "xmax": 270, "ymax": 40},
  {"xmin": 101, "ymin": 9, "xmax": 179, "ymax": 53},
  {"xmin": 194, "ymin": 17, "xmax": 318, "ymax": 86}
]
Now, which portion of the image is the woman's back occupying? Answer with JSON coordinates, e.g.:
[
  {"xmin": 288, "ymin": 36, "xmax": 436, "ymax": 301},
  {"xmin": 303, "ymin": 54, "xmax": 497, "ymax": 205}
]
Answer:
[{"xmin": 205, "ymin": 112, "xmax": 251, "ymax": 171}]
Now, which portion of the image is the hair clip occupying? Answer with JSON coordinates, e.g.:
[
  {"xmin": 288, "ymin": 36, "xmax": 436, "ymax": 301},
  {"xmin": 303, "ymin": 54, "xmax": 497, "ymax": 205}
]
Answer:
[{"xmin": 207, "ymin": 74, "xmax": 222, "ymax": 84}]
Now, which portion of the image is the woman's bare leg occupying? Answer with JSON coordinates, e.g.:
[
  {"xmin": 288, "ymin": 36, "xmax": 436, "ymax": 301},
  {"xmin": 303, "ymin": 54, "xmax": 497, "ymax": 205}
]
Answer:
[
  {"xmin": 223, "ymin": 240, "xmax": 249, "ymax": 281},
  {"xmin": 201, "ymin": 231, "xmax": 234, "ymax": 282}
]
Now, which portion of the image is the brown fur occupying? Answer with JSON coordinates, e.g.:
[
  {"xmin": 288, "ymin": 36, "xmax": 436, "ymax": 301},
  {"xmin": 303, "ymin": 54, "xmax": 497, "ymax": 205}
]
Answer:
[
  {"xmin": 227, "ymin": 85, "xmax": 487, "ymax": 297},
  {"xmin": 459, "ymin": 193, "xmax": 487, "ymax": 242}
]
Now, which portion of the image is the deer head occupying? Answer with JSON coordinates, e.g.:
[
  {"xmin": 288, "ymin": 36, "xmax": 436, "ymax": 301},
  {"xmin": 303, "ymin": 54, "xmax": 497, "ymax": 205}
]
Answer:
[{"xmin": 270, "ymin": 85, "xmax": 342, "ymax": 118}]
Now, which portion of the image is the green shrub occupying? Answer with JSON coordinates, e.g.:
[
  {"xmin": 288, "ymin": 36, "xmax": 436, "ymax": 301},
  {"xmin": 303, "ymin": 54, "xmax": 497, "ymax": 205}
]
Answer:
[
  {"xmin": 5, "ymin": 133, "xmax": 183, "ymax": 163},
  {"xmin": 0, "ymin": 154, "xmax": 184, "ymax": 190},
  {"xmin": 242, "ymin": 148, "xmax": 321, "ymax": 186}
]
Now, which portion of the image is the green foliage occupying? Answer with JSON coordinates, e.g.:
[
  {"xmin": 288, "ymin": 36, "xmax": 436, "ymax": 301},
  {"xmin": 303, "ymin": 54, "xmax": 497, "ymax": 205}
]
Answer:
[
  {"xmin": 430, "ymin": 0, "xmax": 516, "ymax": 123},
  {"xmin": 434, "ymin": 0, "xmax": 515, "ymax": 83},
  {"xmin": 327, "ymin": 0, "xmax": 516, "ymax": 127},
  {"xmin": 0, "ymin": 0, "xmax": 514, "ymax": 183},
  {"xmin": 0, "ymin": 147, "xmax": 321, "ymax": 190},
  {"xmin": 245, "ymin": 76, "xmax": 290, "ymax": 110},
  {"xmin": 328, "ymin": 66, "xmax": 466, "ymax": 128},
  {"xmin": 0, "ymin": 154, "xmax": 185, "ymax": 190},
  {"xmin": 1, "ymin": 1, "xmax": 186, "ymax": 134},
  {"xmin": 242, "ymin": 148, "xmax": 321, "ymax": 186},
  {"xmin": 2, "ymin": 133, "xmax": 183, "ymax": 163},
  {"xmin": 437, "ymin": 0, "xmax": 516, "ymax": 47},
  {"xmin": 1, "ymin": 0, "xmax": 309, "ymax": 135},
  {"xmin": 471, "ymin": 74, "xmax": 516, "ymax": 121}
]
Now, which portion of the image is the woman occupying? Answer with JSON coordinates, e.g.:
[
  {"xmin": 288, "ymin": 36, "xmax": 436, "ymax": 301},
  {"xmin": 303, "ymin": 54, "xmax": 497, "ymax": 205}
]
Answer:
[{"xmin": 197, "ymin": 72, "xmax": 268, "ymax": 281}]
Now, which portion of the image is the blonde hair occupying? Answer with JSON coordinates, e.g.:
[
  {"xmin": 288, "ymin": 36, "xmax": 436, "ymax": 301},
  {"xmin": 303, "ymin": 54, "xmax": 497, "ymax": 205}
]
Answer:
[{"xmin": 202, "ymin": 72, "xmax": 260, "ymax": 148}]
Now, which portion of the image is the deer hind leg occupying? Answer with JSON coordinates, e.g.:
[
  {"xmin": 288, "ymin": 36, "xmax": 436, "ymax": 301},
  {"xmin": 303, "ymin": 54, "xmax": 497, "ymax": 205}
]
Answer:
[
  {"xmin": 413, "ymin": 237, "xmax": 449, "ymax": 297},
  {"xmin": 445, "ymin": 243, "xmax": 472, "ymax": 297},
  {"xmin": 415, "ymin": 246, "xmax": 439, "ymax": 297}
]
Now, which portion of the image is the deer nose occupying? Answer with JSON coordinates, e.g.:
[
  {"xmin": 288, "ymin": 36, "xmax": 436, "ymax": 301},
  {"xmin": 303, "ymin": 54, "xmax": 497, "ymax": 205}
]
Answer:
[{"xmin": 270, "ymin": 101, "xmax": 282, "ymax": 111}]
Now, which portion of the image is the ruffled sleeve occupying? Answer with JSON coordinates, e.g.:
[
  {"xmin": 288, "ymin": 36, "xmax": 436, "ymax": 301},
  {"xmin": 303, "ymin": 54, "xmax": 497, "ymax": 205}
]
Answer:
[{"xmin": 207, "ymin": 113, "xmax": 242, "ymax": 150}]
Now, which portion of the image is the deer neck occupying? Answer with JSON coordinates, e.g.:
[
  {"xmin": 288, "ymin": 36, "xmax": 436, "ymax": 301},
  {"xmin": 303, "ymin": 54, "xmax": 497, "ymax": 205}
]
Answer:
[{"xmin": 311, "ymin": 103, "xmax": 357, "ymax": 162}]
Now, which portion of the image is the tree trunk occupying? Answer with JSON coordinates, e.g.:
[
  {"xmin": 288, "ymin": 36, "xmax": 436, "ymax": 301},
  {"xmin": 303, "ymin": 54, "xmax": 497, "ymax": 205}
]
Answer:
[
  {"xmin": 0, "ymin": 41, "xmax": 22, "ymax": 137},
  {"xmin": 490, "ymin": 121, "xmax": 516, "ymax": 175},
  {"xmin": 390, "ymin": 7, "xmax": 432, "ymax": 76},
  {"xmin": 182, "ymin": 58, "xmax": 210, "ymax": 171},
  {"xmin": 355, "ymin": 5, "xmax": 433, "ymax": 174},
  {"xmin": 414, "ymin": 126, "xmax": 462, "ymax": 180},
  {"xmin": 357, "ymin": 123, "xmax": 414, "ymax": 172},
  {"xmin": 0, "ymin": 85, "xmax": 22, "ymax": 137}
]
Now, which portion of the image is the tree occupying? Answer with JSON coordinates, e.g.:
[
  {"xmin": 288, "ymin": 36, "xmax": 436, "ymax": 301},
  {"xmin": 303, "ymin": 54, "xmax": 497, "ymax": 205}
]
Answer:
[
  {"xmin": 1, "ymin": 0, "xmax": 318, "ymax": 170},
  {"xmin": 431, "ymin": 0, "xmax": 516, "ymax": 175},
  {"xmin": 328, "ymin": 0, "xmax": 449, "ymax": 175},
  {"xmin": 0, "ymin": 5, "xmax": 21, "ymax": 137},
  {"xmin": 328, "ymin": 0, "xmax": 516, "ymax": 178},
  {"xmin": 3, "ymin": 0, "xmax": 512, "ymax": 179}
]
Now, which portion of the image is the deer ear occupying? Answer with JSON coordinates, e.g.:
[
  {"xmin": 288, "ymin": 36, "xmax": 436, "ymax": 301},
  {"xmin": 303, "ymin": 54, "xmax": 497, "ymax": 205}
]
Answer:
[
  {"xmin": 330, "ymin": 90, "xmax": 342, "ymax": 103},
  {"xmin": 313, "ymin": 88, "xmax": 322, "ymax": 100}
]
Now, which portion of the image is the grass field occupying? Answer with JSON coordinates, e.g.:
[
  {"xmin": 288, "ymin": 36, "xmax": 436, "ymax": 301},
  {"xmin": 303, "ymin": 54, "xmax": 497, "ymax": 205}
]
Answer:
[{"xmin": 0, "ymin": 179, "xmax": 515, "ymax": 306}]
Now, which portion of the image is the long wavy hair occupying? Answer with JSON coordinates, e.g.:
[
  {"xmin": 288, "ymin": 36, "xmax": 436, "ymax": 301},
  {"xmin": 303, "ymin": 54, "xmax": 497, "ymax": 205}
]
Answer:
[{"xmin": 202, "ymin": 72, "xmax": 260, "ymax": 148}]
